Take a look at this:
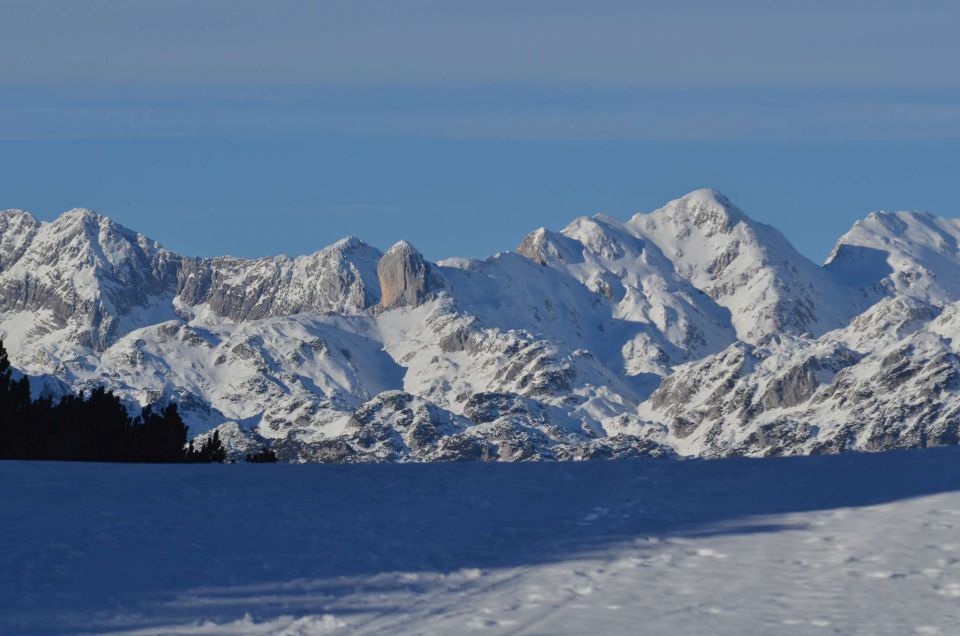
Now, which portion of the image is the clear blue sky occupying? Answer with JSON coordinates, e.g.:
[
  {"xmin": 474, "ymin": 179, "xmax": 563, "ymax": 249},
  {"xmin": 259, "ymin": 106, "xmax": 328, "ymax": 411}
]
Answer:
[{"xmin": 1, "ymin": 1, "xmax": 958, "ymax": 262}]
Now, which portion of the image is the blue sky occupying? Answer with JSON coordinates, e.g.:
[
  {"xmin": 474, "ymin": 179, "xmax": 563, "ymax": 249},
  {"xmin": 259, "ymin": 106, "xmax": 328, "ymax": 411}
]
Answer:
[{"xmin": 1, "ymin": 1, "xmax": 958, "ymax": 262}]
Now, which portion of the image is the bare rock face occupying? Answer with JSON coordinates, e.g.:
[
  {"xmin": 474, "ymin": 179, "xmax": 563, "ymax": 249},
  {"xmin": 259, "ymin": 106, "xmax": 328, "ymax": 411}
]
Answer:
[
  {"xmin": 0, "ymin": 209, "xmax": 180, "ymax": 350},
  {"xmin": 516, "ymin": 227, "xmax": 582, "ymax": 266},
  {"xmin": 0, "ymin": 210, "xmax": 41, "ymax": 271},
  {"xmin": 176, "ymin": 237, "xmax": 382, "ymax": 321},
  {"xmin": 16, "ymin": 189, "xmax": 960, "ymax": 464},
  {"xmin": 376, "ymin": 241, "xmax": 443, "ymax": 310}
]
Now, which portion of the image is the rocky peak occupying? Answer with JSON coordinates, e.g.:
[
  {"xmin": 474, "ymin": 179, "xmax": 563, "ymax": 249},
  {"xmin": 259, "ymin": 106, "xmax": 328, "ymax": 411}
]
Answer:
[
  {"xmin": 825, "ymin": 210, "xmax": 960, "ymax": 302},
  {"xmin": 0, "ymin": 210, "xmax": 41, "ymax": 272},
  {"xmin": 625, "ymin": 189, "xmax": 865, "ymax": 344},
  {"xmin": 42, "ymin": 208, "xmax": 175, "ymax": 276},
  {"xmin": 639, "ymin": 189, "xmax": 746, "ymax": 236},
  {"xmin": 0, "ymin": 208, "xmax": 180, "ymax": 350},
  {"xmin": 560, "ymin": 215, "xmax": 646, "ymax": 262},
  {"xmin": 516, "ymin": 227, "xmax": 582, "ymax": 266},
  {"xmin": 377, "ymin": 240, "xmax": 444, "ymax": 310},
  {"xmin": 175, "ymin": 237, "xmax": 383, "ymax": 321},
  {"xmin": 9, "ymin": 192, "xmax": 960, "ymax": 463},
  {"xmin": 516, "ymin": 228, "xmax": 551, "ymax": 265},
  {"xmin": 329, "ymin": 236, "xmax": 368, "ymax": 252}
]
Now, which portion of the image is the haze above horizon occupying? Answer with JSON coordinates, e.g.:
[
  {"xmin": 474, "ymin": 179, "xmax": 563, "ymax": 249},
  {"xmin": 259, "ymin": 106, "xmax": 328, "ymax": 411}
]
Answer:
[{"xmin": 1, "ymin": 0, "xmax": 958, "ymax": 262}]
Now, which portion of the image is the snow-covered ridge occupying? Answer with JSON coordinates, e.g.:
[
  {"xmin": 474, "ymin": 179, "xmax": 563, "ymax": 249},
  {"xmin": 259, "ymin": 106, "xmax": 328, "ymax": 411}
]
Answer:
[{"xmin": 2, "ymin": 189, "xmax": 958, "ymax": 462}]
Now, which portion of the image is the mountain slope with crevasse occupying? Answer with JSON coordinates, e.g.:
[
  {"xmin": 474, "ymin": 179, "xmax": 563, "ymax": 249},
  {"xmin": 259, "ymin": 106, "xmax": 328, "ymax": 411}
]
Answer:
[{"xmin": 2, "ymin": 188, "xmax": 957, "ymax": 461}]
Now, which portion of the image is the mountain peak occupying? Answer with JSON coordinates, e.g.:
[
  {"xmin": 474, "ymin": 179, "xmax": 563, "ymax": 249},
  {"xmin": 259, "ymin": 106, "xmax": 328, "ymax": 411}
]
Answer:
[
  {"xmin": 591, "ymin": 212, "xmax": 621, "ymax": 225},
  {"xmin": 1, "ymin": 208, "xmax": 38, "ymax": 222},
  {"xmin": 48, "ymin": 208, "xmax": 145, "ymax": 248},
  {"xmin": 651, "ymin": 189, "xmax": 745, "ymax": 229},
  {"xmin": 6, "ymin": 192, "xmax": 960, "ymax": 463},
  {"xmin": 826, "ymin": 209, "xmax": 960, "ymax": 301},
  {"xmin": 0, "ymin": 209, "xmax": 40, "ymax": 233},
  {"xmin": 377, "ymin": 240, "xmax": 443, "ymax": 310},
  {"xmin": 680, "ymin": 187, "xmax": 735, "ymax": 207},
  {"xmin": 0, "ymin": 210, "xmax": 42, "ymax": 272},
  {"xmin": 625, "ymin": 189, "xmax": 864, "ymax": 343},
  {"xmin": 57, "ymin": 207, "xmax": 110, "ymax": 225},
  {"xmin": 331, "ymin": 236, "xmax": 367, "ymax": 251},
  {"xmin": 516, "ymin": 226, "xmax": 582, "ymax": 266},
  {"xmin": 385, "ymin": 239, "xmax": 420, "ymax": 256},
  {"xmin": 858, "ymin": 209, "xmax": 937, "ymax": 235}
]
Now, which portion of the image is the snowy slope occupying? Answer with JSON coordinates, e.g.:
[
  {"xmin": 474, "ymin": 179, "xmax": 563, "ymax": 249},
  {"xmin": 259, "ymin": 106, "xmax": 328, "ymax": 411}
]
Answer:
[
  {"xmin": 517, "ymin": 212, "xmax": 736, "ymax": 374},
  {"xmin": 826, "ymin": 209, "xmax": 960, "ymax": 302},
  {"xmin": 176, "ymin": 236, "xmax": 383, "ymax": 321},
  {"xmin": 3, "ymin": 449, "xmax": 960, "ymax": 635},
  {"xmin": 630, "ymin": 189, "xmax": 864, "ymax": 344},
  {"xmin": 0, "ymin": 208, "xmax": 180, "ymax": 350},
  {"xmin": 2, "ymin": 189, "xmax": 960, "ymax": 461}
]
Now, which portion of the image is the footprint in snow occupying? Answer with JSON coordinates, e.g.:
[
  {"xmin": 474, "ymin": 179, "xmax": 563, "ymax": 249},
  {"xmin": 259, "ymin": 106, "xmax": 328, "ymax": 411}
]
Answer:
[
  {"xmin": 924, "ymin": 521, "xmax": 955, "ymax": 530},
  {"xmin": 935, "ymin": 582, "xmax": 960, "ymax": 597},
  {"xmin": 782, "ymin": 618, "xmax": 832, "ymax": 628},
  {"xmin": 579, "ymin": 506, "xmax": 610, "ymax": 524},
  {"xmin": 466, "ymin": 617, "xmax": 519, "ymax": 630},
  {"xmin": 692, "ymin": 548, "xmax": 728, "ymax": 559},
  {"xmin": 455, "ymin": 567, "xmax": 483, "ymax": 580},
  {"xmin": 864, "ymin": 571, "xmax": 906, "ymax": 579}
]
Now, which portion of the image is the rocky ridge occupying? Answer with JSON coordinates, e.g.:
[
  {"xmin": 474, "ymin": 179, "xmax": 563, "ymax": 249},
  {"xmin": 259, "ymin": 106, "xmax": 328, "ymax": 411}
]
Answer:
[{"xmin": 2, "ymin": 189, "xmax": 959, "ymax": 462}]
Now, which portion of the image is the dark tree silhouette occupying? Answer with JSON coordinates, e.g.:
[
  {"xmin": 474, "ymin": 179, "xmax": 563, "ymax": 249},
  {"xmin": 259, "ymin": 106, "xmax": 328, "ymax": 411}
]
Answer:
[
  {"xmin": 188, "ymin": 431, "xmax": 227, "ymax": 463},
  {"xmin": 245, "ymin": 447, "xmax": 278, "ymax": 463},
  {"xmin": 0, "ymin": 338, "xmax": 225, "ymax": 463},
  {"xmin": 136, "ymin": 404, "xmax": 189, "ymax": 462}
]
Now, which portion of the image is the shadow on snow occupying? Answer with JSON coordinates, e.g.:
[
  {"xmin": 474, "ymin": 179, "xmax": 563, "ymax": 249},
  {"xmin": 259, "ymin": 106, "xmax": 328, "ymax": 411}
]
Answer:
[{"xmin": 3, "ymin": 446, "xmax": 960, "ymax": 633}]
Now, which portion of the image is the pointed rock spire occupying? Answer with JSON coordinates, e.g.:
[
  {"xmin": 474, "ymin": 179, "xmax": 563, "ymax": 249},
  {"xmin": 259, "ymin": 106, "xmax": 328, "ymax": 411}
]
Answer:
[{"xmin": 377, "ymin": 240, "xmax": 444, "ymax": 309}]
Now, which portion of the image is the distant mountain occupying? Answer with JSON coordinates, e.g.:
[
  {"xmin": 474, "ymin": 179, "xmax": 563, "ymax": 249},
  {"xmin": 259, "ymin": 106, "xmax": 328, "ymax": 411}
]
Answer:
[{"xmin": 2, "ymin": 189, "xmax": 958, "ymax": 462}]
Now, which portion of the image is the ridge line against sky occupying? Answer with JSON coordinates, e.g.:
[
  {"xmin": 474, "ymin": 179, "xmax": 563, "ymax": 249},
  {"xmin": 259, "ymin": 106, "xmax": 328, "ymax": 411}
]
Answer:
[
  {"xmin": 0, "ymin": 0, "xmax": 957, "ymax": 263},
  {"xmin": 3, "ymin": 152, "xmax": 957, "ymax": 267}
]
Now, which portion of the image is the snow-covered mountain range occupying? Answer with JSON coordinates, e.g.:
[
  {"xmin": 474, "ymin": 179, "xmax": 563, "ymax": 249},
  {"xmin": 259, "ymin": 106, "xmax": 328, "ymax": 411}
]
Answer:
[{"xmin": 3, "ymin": 189, "xmax": 960, "ymax": 462}]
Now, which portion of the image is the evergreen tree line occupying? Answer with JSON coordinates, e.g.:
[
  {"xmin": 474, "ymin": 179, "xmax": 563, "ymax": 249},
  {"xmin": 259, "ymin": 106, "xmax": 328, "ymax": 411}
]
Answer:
[{"xmin": 0, "ymin": 339, "xmax": 226, "ymax": 463}]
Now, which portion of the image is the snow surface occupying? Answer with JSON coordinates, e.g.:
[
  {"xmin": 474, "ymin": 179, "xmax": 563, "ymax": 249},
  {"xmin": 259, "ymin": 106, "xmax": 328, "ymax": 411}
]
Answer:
[
  {"xmin": 5, "ymin": 190, "xmax": 960, "ymax": 461},
  {"xmin": 4, "ymin": 449, "xmax": 960, "ymax": 635}
]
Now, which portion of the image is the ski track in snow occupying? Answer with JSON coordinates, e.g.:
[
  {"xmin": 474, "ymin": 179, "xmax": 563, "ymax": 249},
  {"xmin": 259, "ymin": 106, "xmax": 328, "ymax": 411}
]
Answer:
[{"xmin": 4, "ymin": 448, "xmax": 960, "ymax": 635}]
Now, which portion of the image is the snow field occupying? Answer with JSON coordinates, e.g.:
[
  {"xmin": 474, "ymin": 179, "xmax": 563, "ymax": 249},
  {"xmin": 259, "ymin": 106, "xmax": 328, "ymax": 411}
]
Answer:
[{"xmin": 3, "ymin": 448, "xmax": 960, "ymax": 634}]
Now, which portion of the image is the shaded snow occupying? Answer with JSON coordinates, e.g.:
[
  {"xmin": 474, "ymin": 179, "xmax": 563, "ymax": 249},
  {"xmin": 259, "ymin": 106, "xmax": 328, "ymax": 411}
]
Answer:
[
  {"xmin": 3, "ymin": 449, "xmax": 960, "ymax": 634},
  {"xmin": 4, "ymin": 190, "xmax": 960, "ymax": 461}
]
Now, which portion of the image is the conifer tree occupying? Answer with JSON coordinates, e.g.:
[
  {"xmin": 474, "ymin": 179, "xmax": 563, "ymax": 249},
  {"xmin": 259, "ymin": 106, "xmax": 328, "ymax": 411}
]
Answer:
[
  {"xmin": 245, "ymin": 447, "xmax": 278, "ymax": 463},
  {"xmin": 0, "ymin": 337, "xmax": 228, "ymax": 463},
  {"xmin": 0, "ymin": 339, "xmax": 12, "ymax": 458},
  {"xmin": 188, "ymin": 430, "xmax": 227, "ymax": 463}
]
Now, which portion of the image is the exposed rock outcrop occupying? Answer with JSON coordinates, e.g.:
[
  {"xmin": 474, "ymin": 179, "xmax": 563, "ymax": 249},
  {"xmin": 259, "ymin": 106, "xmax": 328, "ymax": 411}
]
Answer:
[
  {"xmin": 176, "ymin": 237, "xmax": 382, "ymax": 321},
  {"xmin": 376, "ymin": 240, "xmax": 444, "ymax": 310},
  {"xmin": 9, "ymin": 189, "xmax": 960, "ymax": 464}
]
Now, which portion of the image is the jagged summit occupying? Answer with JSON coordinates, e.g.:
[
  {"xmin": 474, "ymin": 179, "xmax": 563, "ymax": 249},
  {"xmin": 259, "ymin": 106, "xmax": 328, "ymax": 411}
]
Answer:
[
  {"xmin": 0, "ymin": 210, "xmax": 41, "ymax": 271},
  {"xmin": 383, "ymin": 239, "xmax": 422, "ymax": 260},
  {"xmin": 58, "ymin": 207, "xmax": 107, "ymax": 221},
  {"xmin": 591, "ymin": 212, "xmax": 621, "ymax": 224},
  {"xmin": 377, "ymin": 240, "xmax": 444, "ymax": 309},
  {"xmin": 0, "ymin": 208, "xmax": 39, "ymax": 221},
  {"xmin": 626, "ymin": 189, "xmax": 864, "ymax": 343},
  {"xmin": 516, "ymin": 227, "xmax": 582, "ymax": 266},
  {"xmin": 681, "ymin": 187, "xmax": 738, "ymax": 208},
  {"xmin": 4, "ymin": 191, "xmax": 960, "ymax": 463},
  {"xmin": 330, "ymin": 235, "xmax": 369, "ymax": 251},
  {"xmin": 633, "ymin": 188, "xmax": 746, "ymax": 231},
  {"xmin": 826, "ymin": 208, "xmax": 960, "ymax": 301}
]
